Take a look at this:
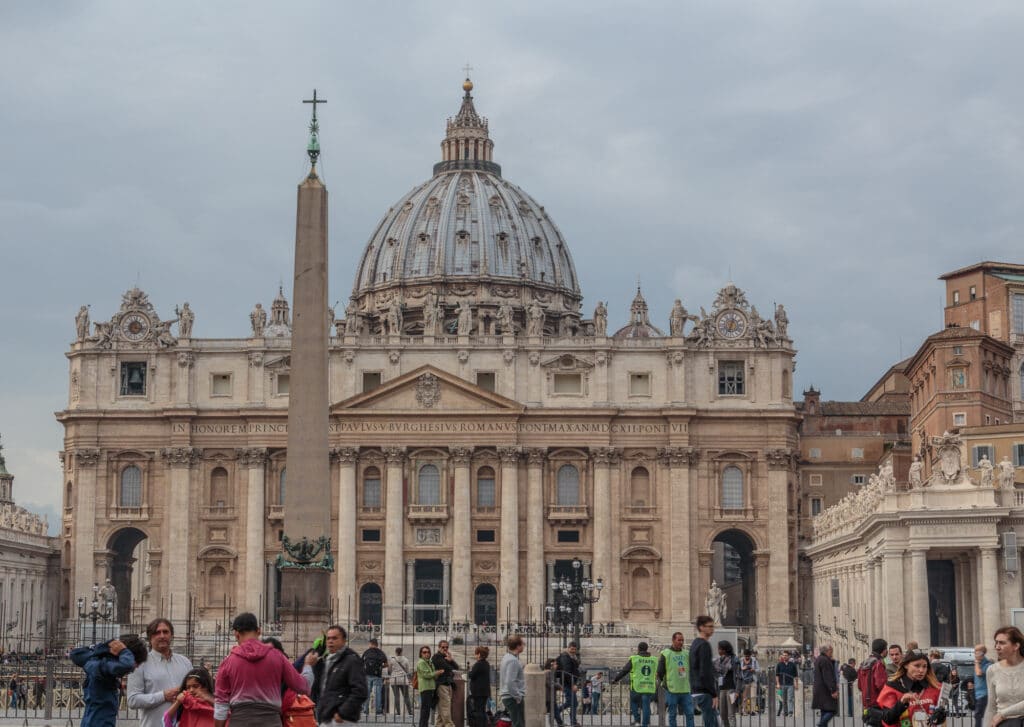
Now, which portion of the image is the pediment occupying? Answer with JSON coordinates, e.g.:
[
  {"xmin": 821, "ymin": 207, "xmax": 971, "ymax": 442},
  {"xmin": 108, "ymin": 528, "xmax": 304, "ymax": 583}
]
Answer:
[
  {"xmin": 265, "ymin": 355, "xmax": 291, "ymax": 370},
  {"xmin": 333, "ymin": 365, "xmax": 523, "ymax": 412},
  {"xmin": 540, "ymin": 353, "xmax": 594, "ymax": 371}
]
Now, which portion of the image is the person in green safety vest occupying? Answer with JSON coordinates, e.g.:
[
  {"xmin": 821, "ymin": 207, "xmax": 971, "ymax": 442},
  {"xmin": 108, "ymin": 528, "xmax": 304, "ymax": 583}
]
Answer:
[
  {"xmin": 658, "ymin": 631, "xmax": 695, "ymax": 727},
  {"xmin": 612, "ymin": 642, "xmax": 658, "ymax": 727}
]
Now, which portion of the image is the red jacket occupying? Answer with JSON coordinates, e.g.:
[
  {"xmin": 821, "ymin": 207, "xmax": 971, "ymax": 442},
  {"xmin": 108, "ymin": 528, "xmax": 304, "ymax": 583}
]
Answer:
[
  {"xmin": 858, "ymin": 655, "xmax": 889, "ymax": 708},
  {"xmin": 876, "ymin": 679, "xmax": 941, "ymax": 727},
  {"xmin": 163, "ymin": 694, "xmax": 215, "ymax": 727}
]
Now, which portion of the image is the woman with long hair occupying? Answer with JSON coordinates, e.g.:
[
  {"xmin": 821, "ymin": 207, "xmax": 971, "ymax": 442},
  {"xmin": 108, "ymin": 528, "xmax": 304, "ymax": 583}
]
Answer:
[
  {"xmin": 876, "ymin": 650, "xmax": 945, "ymax": 727},
  {"xmin": 986, "ymin": 625, "xmax": 1024, "ymax": 726},
  {"xmin": 716, "ymin": 641, "xmax": 738, "ymax": 727},
  {"xmin": 164, "ymin": 668, "xmax": 215, "ymax": 727}
]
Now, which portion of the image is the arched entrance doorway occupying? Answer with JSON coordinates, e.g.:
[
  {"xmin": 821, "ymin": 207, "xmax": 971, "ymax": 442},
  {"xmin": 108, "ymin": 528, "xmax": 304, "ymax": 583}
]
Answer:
[
  {"xmin": 474, "ymin": 584, "xmax": 497, "ymax": 625},
  {"xmin": 106, "ymin": 527, "xmax": 148, "ymax": 624},
  {"xmin": 711, "ymin": 529, "xmax": 756, "ymax": 627},
  {"xmin": 359, "ymin": 583, "xmax": 382, "ymax": 625}
]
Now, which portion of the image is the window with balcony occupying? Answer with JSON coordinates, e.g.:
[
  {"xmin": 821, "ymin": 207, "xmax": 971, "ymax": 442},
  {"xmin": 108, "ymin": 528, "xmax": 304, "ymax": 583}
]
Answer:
[
  {"xmin": 476, "ymin": 466, "xmax": 496, "ymax": 508},
  {"xmin": 721, "ymin": 466, "xmax": 743, "ymax": 509},
  {"xmin": 120, "ymin": 466, "xmax": 142, "ymax": 508},
  {"xmin": 417, "ymin": 464, "xmax": 441, "ymax": 505},
  {"xmin": 556, "ymin": 464, "xmax": 580, "ymax": 506},
  {"xmin": 718, "ymin": 361, "xmax": 745, "ymax": 396},
  {"xmin": 362, "ymin": 467, "xmax": 382, "ymax": 508},
  {"xmin": 557, "ymin": 530, "xmax": 580, "ymax": 543}
]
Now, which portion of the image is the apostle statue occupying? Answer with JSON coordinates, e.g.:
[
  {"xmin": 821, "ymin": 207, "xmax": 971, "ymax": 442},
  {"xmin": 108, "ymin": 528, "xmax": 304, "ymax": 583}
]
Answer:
[
  {"xmin": 457, "ymin": 300, "xmax": 474, "ymax": 335},
  {"xmin": 593, "ymin": 301, "xmax": 608, "ymax": 337},
  {"xmin": 75, "ymin": 306, "xmax": 90, "ymax": 341},
  {"xmin": 497, "ymin": 301, "xmax": 515, "ymax": 335},
  {"xmin": 386, "ymin": 298, "xmax": 404, "ymax": 336},
  {"xmin": 176, "ymin": 303, "xmax": 194, "ymax": 338},
  {"xmin": 669, "ymin": 300, "xmax": 688, "ymax": 337},
  {"xmin": 774, "ymin": 303, "xmax": 789, "ymax": 338},
  {"xmin": 879, "ymin": 460, "xmax": 895, "ymax": 491},
  {"xmin": 527, "ymin": 301, "xmax": 545, "ymax": 337},
  {"xmin": 99, "ymin": 579, "xmax": 118, "ymax": 618},
  {"xmin": 908, "ymin": 455, "xmax": 924, "ymax": 488},
  {"xmin": 999, "ymin": 456, "xmax": 1016, "ymax": 490},
  {"xmin": 705, "ymin": 581, "xmax": 727, "ymax": 625},
  {"xmin": 250, "ymin": 303, "xmax": 267, "ymax": 337},
  {"xmin": 979, "ymin": 454, "xmax": 994, "ymax": 488},
  {"xmin": 344, "ymin": 300, "xmax": 362, "ymax": 336}
]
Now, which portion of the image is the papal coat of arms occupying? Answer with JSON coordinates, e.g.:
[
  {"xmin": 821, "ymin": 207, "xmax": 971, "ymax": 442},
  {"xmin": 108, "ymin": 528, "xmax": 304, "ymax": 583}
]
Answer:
[
  {"xmin": 415, "ymin": 373, "xmax": 441, "ymax": 408},
  {"xmin": 930, "ymin": 431, "xmax": 967, "ymax": 485}
]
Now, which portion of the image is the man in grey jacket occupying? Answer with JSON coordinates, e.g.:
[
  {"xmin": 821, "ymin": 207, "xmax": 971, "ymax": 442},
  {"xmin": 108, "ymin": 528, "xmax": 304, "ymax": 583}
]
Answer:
[{"xmin": 499, "ymin": 635, "xmax": 526, "ymax": 727}]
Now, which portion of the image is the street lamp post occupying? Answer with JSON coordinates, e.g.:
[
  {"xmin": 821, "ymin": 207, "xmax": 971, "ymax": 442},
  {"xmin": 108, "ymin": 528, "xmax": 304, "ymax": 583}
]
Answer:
[
  {"xmin": 77, "ymin": 582, "xmax": 113, "ymax": 644},
  {"xmin": 545, "ymin": 558, "xmax": 603, "ymax": 656}
]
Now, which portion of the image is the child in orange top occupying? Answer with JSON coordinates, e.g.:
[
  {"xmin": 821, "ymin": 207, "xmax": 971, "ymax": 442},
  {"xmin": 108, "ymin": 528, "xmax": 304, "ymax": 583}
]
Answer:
[{"xmin": 164, "ymin": 668, "xmax": 216, "ymax": 727}]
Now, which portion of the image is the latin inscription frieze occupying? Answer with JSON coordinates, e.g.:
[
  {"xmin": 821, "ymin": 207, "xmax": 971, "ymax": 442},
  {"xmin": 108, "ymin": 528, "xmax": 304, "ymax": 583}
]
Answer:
[{"xmin": 172, "ymin": 420, "xmax": 687, "ymax": 436}]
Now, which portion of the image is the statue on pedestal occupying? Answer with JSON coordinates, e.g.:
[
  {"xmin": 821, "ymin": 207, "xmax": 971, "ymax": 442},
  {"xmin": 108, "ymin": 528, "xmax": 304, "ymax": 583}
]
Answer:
[
  {"xmin": 250, "ymin": 303, "xmax": 267, "ymax": 337},
  {"xmin": 979, "ymin": 455, "xmax": 994, "ymax": 488},
  {"xmin": 593, "ymin": 301, "xmax": 608, "ymax": 337},
  {"xmin": 99, "ymin": 579, "xmax": 118, "ymax": 619},
  {"xmin": 705, "ymin": 580, "xmax": 727, "ymax": 626},
  {"xmin": 75, "ymin": 306, "xmax": 90, "ymax": 341},
  {"xmin": 669, "ymin": 300, "xmax": 688, "ymax": 336},
  {"xmin": 908, "ymin": 456, "xmax": 924, "ymax": 488},
  {"xmin": 527, "ymin": 301, "xmax": 545, "ymax": 337},
  {"xmin": 774, "ymin": 304, "xmax": 789, "ymax": 338},
  {"xmin": 457, "ymin": 300, "xmax": 474, "ymax": 335},
  {"xmin": 176, "ymin": 303, "xmax": 194, "ymax": 338},
  {"xmin": 999, "ymin": 457, "xmax": 1016, "ymax": 490},
  {"xmin": 497, "ymin": 301, "xmax": 515, "ymax": 335}
]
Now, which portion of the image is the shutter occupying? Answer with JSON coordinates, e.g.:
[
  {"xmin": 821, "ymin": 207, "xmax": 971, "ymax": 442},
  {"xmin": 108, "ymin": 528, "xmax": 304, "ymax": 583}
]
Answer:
[{"xmin": 1004, "ymin": 532, "xmax": 1019, "ymax": 572}]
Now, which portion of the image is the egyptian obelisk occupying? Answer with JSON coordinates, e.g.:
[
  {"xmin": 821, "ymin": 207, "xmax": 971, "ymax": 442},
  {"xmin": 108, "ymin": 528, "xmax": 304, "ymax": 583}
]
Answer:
[{"xmin": 279, "ymin": 90, "xmax": 332, "ymax": 632}]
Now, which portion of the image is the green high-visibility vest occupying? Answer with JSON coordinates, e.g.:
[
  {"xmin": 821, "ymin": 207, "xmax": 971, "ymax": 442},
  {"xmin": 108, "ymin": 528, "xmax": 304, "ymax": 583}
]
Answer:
[
  {"xmin": 630, "ymin": 654, "xmax": 658, "ymax": 694},
  {"xmin": 660, "ymin": 648, "xmax": 691, "ymax": 694}
]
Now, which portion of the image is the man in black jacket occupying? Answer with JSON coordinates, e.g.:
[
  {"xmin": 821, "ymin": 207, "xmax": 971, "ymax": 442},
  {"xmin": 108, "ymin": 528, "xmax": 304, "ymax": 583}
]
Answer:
[
  {"xmin": 556, "ymin": 642, "xmax": 582, "ymax": 727},
  {"xmin": 432, "ymin": 640, "xmax": 459, "ymax": 727},
  {"xmin": 362, "ymin": 638, "xmax": 388, "ymax": 716},
  {"xmin": 689, "ymin": 615, "xmax": 717, "ymax": 727},
  {"xmin": 314, "ymin": 625, "xmax": 369, "ymax": 725}
]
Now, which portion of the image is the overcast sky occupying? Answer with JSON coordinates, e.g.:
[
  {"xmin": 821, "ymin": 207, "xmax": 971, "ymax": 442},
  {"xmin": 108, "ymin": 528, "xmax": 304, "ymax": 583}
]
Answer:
[{"xmin": 2, "ymin": 1, "xmax": 1021, "ymax": 531}]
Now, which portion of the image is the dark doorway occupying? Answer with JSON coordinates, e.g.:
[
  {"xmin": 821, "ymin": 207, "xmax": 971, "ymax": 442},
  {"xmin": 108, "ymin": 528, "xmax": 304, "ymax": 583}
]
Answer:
[
  {"xmin": 359, "ymin": 583, "xmax": 382, "ymax": 625},
  {"xmin": 928, "ymin": 560, "xmax": 957, "ymax": 645},
  {"xmin": 107, "ymin": 527, "xmax": 148, "ymax": 624},
  {"xmin": 711, "ymin": 530, "xmax": 756, "ymax": 627},
  {"xmin": 414, "ymin": 560, "xmax": 444, "ymax": 625},
  {"xmin": 474, "ymin": 584, "xmax": 497, "ymax": 625}
]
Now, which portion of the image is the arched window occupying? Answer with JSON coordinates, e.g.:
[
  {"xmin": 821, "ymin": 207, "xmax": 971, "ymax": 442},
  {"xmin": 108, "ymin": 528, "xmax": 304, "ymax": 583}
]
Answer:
[
  {"xmin": 722, "ymin": 466, "xmax": 744, "ymax": 509},
  {"xmin": 208, "ymin": 566, "xmax": 227, "ymax": 605},
  {"xmin": 359, "ymin": 582, "xmax": 382, "ymax": 625},
  {"xmin": 120, "ymin": 466, "xmax": 142, "ymax": 508},
  {"xmin": 363, "ymin": 467, "xmax": 382, "ymax": 508},
  {"xmin": 279, "ymin": 467, "xmax": 286, "ymax": 505},
  {"xmin": 630, "ymin": 467, "xmax": 651, "ymax": 507},
  {"xmin": 476, "ymin": 466, "xmax": 496, "ymax": 508},
  {"xmin": 418, "ymin": 464, "xmax": 440, "ymax": 505},
  {"xmin": 474, "ymin": 583, "xmax": 497, "ymax": 625},
  {"xmin": 556, "ymin": 464, "xmax": 580, "ymax": 506},
  {"xmin": 210, "ymin": 467, "xmax": 229, "ymax": 507}
]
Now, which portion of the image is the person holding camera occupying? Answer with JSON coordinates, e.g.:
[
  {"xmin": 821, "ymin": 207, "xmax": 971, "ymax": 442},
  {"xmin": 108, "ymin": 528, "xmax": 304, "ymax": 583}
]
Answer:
[{"xmin": 875, "ymin": 650, "xmax": 946, "ymax": 727}]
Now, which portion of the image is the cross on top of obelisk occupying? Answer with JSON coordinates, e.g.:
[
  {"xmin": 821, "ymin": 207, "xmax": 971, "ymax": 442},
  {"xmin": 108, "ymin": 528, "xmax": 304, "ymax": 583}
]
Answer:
[
  {"xmin": 302, "ymin": 89, "xmax": 327, "ymax": 169},
  {"xmin": 463, "ymin": 63, "xmax": 473, "ymax": 78}
]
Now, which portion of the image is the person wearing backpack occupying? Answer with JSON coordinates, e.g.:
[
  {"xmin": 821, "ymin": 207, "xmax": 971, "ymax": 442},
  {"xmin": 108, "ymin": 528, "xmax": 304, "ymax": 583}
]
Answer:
[
  {"xmin": 362, "ymin": 638, "xmax": 388, "ymax": 716},
  {"xmin": 71, "ymin": 635, "xmax": 150, "ymax": 727},
  {"xmin": 858, "ymin": 638, "xmax": 889, "ymax": 724}
]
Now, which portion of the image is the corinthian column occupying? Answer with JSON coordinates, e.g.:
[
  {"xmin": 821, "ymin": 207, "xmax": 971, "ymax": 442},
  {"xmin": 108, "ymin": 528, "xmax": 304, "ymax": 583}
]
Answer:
[
  {"xmin": 450, "ymin": 447, "xmax": 473, "ymax": 622},
  {"xmin": 383, "ymin": 447, "xmax": 406, "ymax": 629},
  {"xmin": 525, "ymin": 449, "xmax": 546, "ymax": 613},
  {"xmin": 498, "ymin": 446, "xmax": 521, "ymax": 619},
  {"xmin": 659, "ymin": 447, "xmax": 698, "ymax": 623},
  {"xmin": 161, "ymin": 446, "xmax": 201, "ymax": 620},
  {"xmin": 332, "ymin": 447, "xmax": 359, "ymax": 619},
  {"xmin": 591, "ymin": 447, "xmax": 617, "ymax": 622},
  {"xmin": 236, "ymin": 447, "xmax": 268, "ymax": 611}
]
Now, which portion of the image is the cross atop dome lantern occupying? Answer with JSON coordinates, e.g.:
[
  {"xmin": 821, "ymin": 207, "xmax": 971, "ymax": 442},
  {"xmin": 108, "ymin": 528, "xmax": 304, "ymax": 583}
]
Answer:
[{"xmin": 434, "ymin": 76, "xmax": 501, "ymax": 176}]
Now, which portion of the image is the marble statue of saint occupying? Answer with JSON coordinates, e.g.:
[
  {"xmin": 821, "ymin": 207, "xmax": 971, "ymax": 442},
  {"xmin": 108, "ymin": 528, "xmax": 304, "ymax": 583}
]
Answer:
[
  {"xmin": 879, "ymin": 460, "xmax": 895, "ymax": 491},
  {"xmin": 176, "ymin": 303, "xmax": 194, "ymax": 338},
  {"xmin": 908, "ymin": 455, "xmax": 924, "ymax": 488},
  {"xmin": 250, "ymin": 303, "xmax": 267, "ymax": 337},
  {"xmin": 99, "ymin": 579, "xmax": 117, "ymax": 618},
  {"xmin": 344, "ymin": 301, "xmax": 362, "ymax": 336},
  {"xmin": 153, "ymin": 320, "xmax": 177, "ymax": 348},
  {"xmin": 593, "ymin": 301, "xmax": 608, "ymax": 337},
  {"xmin": 999, "ymin": 457, "xmax": 1016, "ymax": 490},
  {"xmin": 386, "ymin": 298, "xmax": 404, "ymax": 336},
  {"xmin": 979, "ymin": 455, "xmax": 994, "ymax": 488},
  {"xmin": 527, "ymin": 301, "xmax": 545, "ymax": 337},
  {"xmin": 497, "ymin": 302, "xmax": 515, "ymax": 335},
  {"xmin": 669, "ymin": 300, "xmax": 687, "ymax": 337},
  {"xmin": 75, "ymin": 306, "xmax": 90, "ymax": 341},
  {"xmin": 705, "ymin": 580, "xmax": 727, "ymax": 625},
  {"xmin": 457, "ymin": 300, "xmax": 474, "ymax": 336},
  {"xmin": 774, "ymin": 304, "xmax": 789, "ymax": 338}
]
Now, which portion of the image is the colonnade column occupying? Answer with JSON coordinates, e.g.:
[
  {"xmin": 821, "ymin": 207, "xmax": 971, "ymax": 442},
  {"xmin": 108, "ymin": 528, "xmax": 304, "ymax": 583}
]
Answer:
[
  {"xmin": 161, "ymin": 446, "xmax": 200, "ymax": 621},
  {"xmin": 765, "ymin": 449, "xmax": 794, "ymax": 627},
  {"xmin": 591, "ymin": 448, "xmax": 615, "ymax": 623},
  {"xmin": 72, "ymin": 449, "xmax": 101, "ymax": 602},
  {"xmin": 498, "ymin": 446, "xmax": 521, "ymax": 619},
  {"xmin": 450, "ymin": 447, "xmax": 473, "ymax": 623},
  {"xmin": 332, "ymin": 447, "xmax": 359, "ymax": 621},
  {"xmin": 525, "ymin": 449, "xmax": 546, "ymax": 615},
  {"xmin": 980, "ymin": 547, "xmax": 1001, "ymax": 642},
  {"xmin": 383, "ymin": 447, "xmax": 406, "ymax": 630},
  {"xmin": 660, "ymin": 447, "xmax": 696, "ymax": 624},
  {"xmin": 909, "ymin": 550, "xmax": 929, "ymax": 645},
  {"xmin": 872, "ymin": 557, "xmax": 884, "ymax": 638},
  {"xmin": 881, "ymin": 551, "xmax": 905, "ymax": 644},
  {"xmin": 237, "ymin": 447, "xmax": 268, "ymax": 612}
]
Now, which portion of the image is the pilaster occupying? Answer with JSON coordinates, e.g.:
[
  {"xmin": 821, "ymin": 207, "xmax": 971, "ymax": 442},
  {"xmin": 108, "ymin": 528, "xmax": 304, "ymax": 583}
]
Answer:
[
  {"xmin": 658, "ymin": 446, "xmax": 698, "ymax": 623},
  {"xmin": 591, "ymin": 447, "xmax": 618, "ymax": 622}
]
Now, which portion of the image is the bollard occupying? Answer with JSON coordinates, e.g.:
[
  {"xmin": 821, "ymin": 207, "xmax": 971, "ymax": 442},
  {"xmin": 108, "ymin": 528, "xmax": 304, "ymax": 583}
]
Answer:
[
  {"xmin": 657, "ymin": 685, "xmax": 666, "ymax": 727},
  {"xmin": 45, "ymin": 657, "xmax": 55, "ymax": 721},
  {"xmin": 525, "ymin": 663, "xmax": 546, "ymax": 727},
  {"xmin": 767, "ymin": 667, "xmax": 777, "ymax": 727}
]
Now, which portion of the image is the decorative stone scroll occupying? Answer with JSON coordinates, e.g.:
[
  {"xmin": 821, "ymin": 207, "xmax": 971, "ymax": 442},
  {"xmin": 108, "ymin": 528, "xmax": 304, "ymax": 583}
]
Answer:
[
  {"xmin": 75, "ymin": 449, "xmax": 102, "ymax": 467},
  {"xmin": 765, "ymin": 448, "xmax": 798, "ymax": 469},
  {"xmin": 330, "ymin": 447, "xmax": 359, "ymax": 465},
  {"xmin": 497, "ymin": 446, "xmax": 521, "ymax": 464},
  {"xmin": 415, "ymin": 528, "xmax": 442, "ymax": 545},
  {"xmin": 657, "ymin": 447, "xmax": 699, "ymax": 467},
  {"xmin": 235, "ymin": 447, "xmax": 269, "ymax": 467},
  {"xmin": 383, "ymin": 446, "xmax": 406, "ymax": 464},
  {"xmin": 449, "ymin": 446, "xmax": 473, "ymax": 465}
]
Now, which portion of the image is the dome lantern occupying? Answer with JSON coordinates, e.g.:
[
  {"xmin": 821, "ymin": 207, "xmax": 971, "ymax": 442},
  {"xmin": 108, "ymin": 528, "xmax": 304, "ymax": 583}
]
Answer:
[{"xmin": 434, "ymin": 77, "xmax": 501, "ymax": 177}]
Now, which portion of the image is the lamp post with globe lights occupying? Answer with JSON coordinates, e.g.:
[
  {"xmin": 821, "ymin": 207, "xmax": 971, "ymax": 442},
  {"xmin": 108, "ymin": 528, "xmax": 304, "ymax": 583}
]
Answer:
[{"xmin": 545, "ymin": 557, "xmax": 602, "ymax": 655}]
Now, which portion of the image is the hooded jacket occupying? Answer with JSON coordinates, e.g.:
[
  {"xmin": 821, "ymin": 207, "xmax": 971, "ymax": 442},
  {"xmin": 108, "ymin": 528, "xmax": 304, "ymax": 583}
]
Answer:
[
  {"xmin": 70, "ymin": 641, "xmax": 138, "ymax": 727},
  {"xmin": 213, "ymin": 638, "xmax": 310, "ymax": 720},
  {"xmin": 314, "ymin": 646, "xmax": 368, "ymax": 724},
  {"xmin": 876, "ymin": 675, "xmax": 942, "ymax": 727}
]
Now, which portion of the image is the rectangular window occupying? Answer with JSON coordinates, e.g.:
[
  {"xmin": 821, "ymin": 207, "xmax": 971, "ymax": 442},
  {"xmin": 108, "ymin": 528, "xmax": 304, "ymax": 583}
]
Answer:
[
  {"xmin": 970, "ymin": 286, "xmax": 977, "ymax": 301},
  {"xmin": 831, "ymin": 578, "xmax": 840, "ymax": 607},
  {"xmin": 809, "ymin": 474, "xmax": 823, "ymax": 486},
  {"xmin": 852, "ymin": 474, "xmax": 867, "ymax": 485},
  {"xmin": 851, "ymin": 448, "xmax": 864, "ymax": 460},
  {"xmin": 553, "ymin": 373, "xmax": 582, "ymax": 394},
  {"xmin": 811, "ymin": 498, "xmax": 823, "ymax": 516},
  {"xmin": 972, "ymin": 445, "xmax": 995, "ymax": 467},
  {"xmin": 809, "ymin": 448, "xmax": 822, "ymax": 459},
  {"xmin": 953, "ymin": 290, "xmax": 960, "ymax": 305},
  {"xmin": 718, "ymin": 361, "xmax": 745, "ymax": 395},
  {"xmin": 953, "ymin": 346, "xmax": 963, "ymax": 355},
  {"xmin": 971, "ymin": 320, "xmax": 981, "ymax": 330},
  {"xmin": 363, "ymin": 478, "xmax": 382, "ymax": 508},
  {"xmin": 362, "ymin": 371, "xmax": 382, "ymax": 392},
  {"xmin": 120, "ymin": 362, "xmax": 147, "ymax": 396},
  {"xmin": 276, "ymin": 373, "xmax": 290, "ymax": 395},
  {"xmin": 556, "ymin": 530, "xmax": 581, "ymax": 543},
  {"xmin": 475, "ymin": 371, "xmax": 496, "ymax": 392},
  {"xmin": 211, "ymin": 373, "xmax": 232, "ymax": 396},
  {"xmin": 629, "ymin": 373, "xmax": 652, "ymax": 397},
  {"xmin": 476, "ymin": 529, "xmax": 496, "ymax": 543},
  {"xmin": 1014, "ymin": 443, "xmax": 1024, "ymax": 467},
  {"xmin": 953, "ymin": 412, "xmax": 967, "ymax": 427},
  {"xmin": 477, "ymin": 477, "xmax": 496, "ymax": 508},
  {"xmin": 361, "ymin": 529, "xmax": 381, "ymax": 543},
  {"xmin": 1014, "ymin": 294, "xmax": 1024, "ymax": 334}
]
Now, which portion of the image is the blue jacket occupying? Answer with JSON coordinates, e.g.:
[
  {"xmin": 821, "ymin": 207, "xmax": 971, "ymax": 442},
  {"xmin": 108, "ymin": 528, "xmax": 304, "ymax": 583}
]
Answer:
[{"xmin": 70, "ymin": 641, "xmax": 137, "ymax": 727}]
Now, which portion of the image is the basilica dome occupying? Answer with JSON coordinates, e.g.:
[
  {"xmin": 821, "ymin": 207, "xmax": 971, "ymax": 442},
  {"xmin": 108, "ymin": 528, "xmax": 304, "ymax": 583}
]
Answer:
[{"xmin": 348, "ymin": 80, "xmax": 583, "ymax": 337}]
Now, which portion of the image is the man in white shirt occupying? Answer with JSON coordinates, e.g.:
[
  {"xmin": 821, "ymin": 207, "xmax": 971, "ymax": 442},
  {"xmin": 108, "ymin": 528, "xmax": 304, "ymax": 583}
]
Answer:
[{"xmin": 126, "ymin": 618, "xmax": 193, "ymax": 727}]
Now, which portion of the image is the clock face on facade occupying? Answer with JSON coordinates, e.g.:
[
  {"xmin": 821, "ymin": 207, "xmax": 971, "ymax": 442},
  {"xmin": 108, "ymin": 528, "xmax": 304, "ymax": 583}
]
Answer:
[
  {"xmin": 120, "ymin": 313, "xmax": 150, "ymax": 341},
  {"xmin": 716, "ymin": 310, "xmax": 747, "ymax": 339}
]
